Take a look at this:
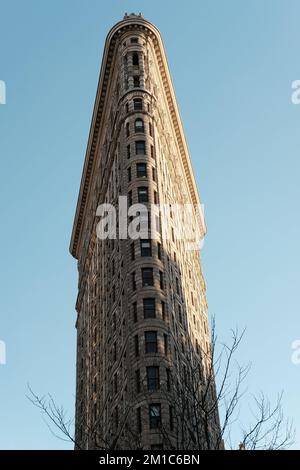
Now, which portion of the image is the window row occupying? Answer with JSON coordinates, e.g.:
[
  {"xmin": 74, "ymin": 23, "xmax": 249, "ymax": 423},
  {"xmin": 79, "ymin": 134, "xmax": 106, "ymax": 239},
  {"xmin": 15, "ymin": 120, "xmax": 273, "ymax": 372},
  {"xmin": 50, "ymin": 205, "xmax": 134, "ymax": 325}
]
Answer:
[
  {"xmin": 126, "ymin": 119, "xmax": 153, "ymax": 136},
  {"xmin": 132, "ymin": 298, "xmax": 166, "ymax": 322},
  {"xmin": 135, "ymin": 366, "xmax": 171, "ymax": 393},
  {"xmin": 136, "ymin": 403, "xmax": 174, "ymax": 432},
  {"xmin": 124, "ymin": 51, "xmax": 140, "ymax": 67},
  {"xmin": 127, "ymin": 163, "xmax": 156, "ymax": 181},
  {"xmin": 128, "ymin": 187, "xmax": 158, "ymax": 204},
  {"xmin": 134, "ymin": 331, "xmax": 168, "ymax": 356},
  {"xmin": 130, "ymin": 240, "xmax": 162, "ymax": 259},
  {"xmin": 126, "ymin": 98, "xmax": 151, "ymax": 114},
  {"xmin": 126, "ymin": 141, "xmax": 154, "ymax": 158},
  {"xmin": 131, "ymin": 268, "xmax": 164, "ymax": 290}
]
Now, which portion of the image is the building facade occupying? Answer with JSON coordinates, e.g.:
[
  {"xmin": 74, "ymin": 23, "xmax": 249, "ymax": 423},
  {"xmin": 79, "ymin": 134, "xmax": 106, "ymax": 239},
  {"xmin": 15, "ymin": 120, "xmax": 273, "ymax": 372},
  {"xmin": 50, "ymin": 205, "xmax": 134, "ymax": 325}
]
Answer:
[{"xmin": 70, "ymin": 14, "xmax": 220, "ymax": 450}]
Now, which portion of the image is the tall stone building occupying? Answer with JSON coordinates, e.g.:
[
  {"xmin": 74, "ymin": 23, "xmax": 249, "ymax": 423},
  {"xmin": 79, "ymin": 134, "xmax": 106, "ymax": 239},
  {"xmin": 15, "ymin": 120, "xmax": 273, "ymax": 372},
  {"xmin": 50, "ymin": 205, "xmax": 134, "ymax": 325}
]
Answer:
[{"xmin": 70, "ymin": 14, "xmax": 220, "ymax": 450}]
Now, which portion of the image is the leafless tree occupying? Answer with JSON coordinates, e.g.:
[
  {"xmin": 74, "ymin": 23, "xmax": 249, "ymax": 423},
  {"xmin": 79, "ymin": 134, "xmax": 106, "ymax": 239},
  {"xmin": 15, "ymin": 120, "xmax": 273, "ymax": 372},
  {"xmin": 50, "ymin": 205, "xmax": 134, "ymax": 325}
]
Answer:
[
  {"xmin": 28, "ymin": 319, "xmax": 295, "ymax": 450},
  {"xmin": 153, "ymin": 319, "xmax": 294, "ymax": 450}
]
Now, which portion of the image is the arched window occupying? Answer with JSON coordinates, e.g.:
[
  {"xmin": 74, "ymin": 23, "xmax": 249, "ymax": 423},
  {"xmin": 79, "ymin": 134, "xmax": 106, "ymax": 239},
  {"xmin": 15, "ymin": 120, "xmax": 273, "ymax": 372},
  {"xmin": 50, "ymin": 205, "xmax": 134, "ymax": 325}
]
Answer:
[
  {"xmin": 135, "ymin": 118, "xmax": 144, "ymax": 133},
  {"xmin": 132, "ymin": 53, "xmax": 139, "ymax": 66},
  {"xmin": 126, "ymin": 122, "xmax": 130, "ymax": 137}
]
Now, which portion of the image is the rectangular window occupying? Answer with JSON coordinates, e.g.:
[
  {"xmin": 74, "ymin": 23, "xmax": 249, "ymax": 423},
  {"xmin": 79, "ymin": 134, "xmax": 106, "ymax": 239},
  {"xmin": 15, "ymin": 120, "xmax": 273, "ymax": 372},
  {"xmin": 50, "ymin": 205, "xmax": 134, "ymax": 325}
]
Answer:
[
  {"xmin": 128, "ymin": 166, "xmax": 131, "ymax": 182},
  {"xmin": 145, "ymin": 331, "xmax": 157, "ymax": 353},
  {"xmin": 137, "ymin": 407, "xmax": 142, "ymax": 433},
  {"xmin": 138, "ymin": 186, "xmax": 148, "ymax": 203},
  {"xmin": 152, "ymin": 167, "xmax": 156, "ymax": 181},
  {"xmin": 149, "ymin": 404, "xmax": 161, "ymax": 429},
  {"xmin": 150, "ymin": 145, "xmax": 154, "ymax": 159},
  {"xmin": 134, "ymin": 98, "xmax": 143, "ymax": 110},
  {"xmin": 136, "ymin": 162, "xmax": 147, "ymax": 178},
  {"xmin": 142, "ymin": 267, "xmax": 153, "ymax": 286},
  {"xmin": 147, "ymin": 366, "xmax": 160, "ymax": 391},
  {"xmin": 134, "ymin": 335, "xmax": 139, "ymax": 357},
  {"xmin": 133, "ymin": 75, "xmax": 140, "ymax": 87},
  {"xmin": 135, "ymin": 369, "xmax": 141, "ymax": 393},
  {"xmin": 143, "ymin": 298, "xmax": 155, "ymax": 319},
  {"xmin": 127, "ymin": 144, "xmax": 131, "ymax": 159},
  {"xmin": 166, "ymin": 368, "xmax": 171, "ymax": 391},
  {"xmin": 133, "ymin": 302, "xmax": 137, "ymax": 323},
  {"xmin": 157, "ymin": 242, "xmax": 161, "ymax": 260},
  {"xmin": 178, "ymin": 304, "xmax": 182, "ymax": 324},
  {"xmin": 130, "ymin": 242, "xmax": 135, "ymax": 261},
  {"xmin": 135, "ymin": 140, "xmax": 146, "ymax": 155},
  {"xmin": 141, "ymin": 239, "xmax": 152, "ymax": 257},
  {"xmin": 161, "ymin": 301, "xmax": 166, "ymax": 321},
  {"xmin": 164, "ymin": 334, "xmax": 168, "ymax": 356},
  {"xmin": 149, "ymin": 122, "xmax": 153, "ymax": 136},
  {"xmin": 159, "ymin": 270, "xmax": 164, "ymax": 290},
  {"xmin": 132, "ymin": 271, "xmax": 136, "ymax": 291}
]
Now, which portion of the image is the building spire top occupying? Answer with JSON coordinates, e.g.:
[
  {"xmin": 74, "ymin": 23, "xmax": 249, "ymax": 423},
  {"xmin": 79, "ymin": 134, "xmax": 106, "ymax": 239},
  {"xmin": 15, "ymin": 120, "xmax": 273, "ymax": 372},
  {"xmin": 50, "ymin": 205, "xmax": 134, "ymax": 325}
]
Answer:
[{"xmin": 123, "ymin": 12, "xmax": 143, "ymax": 20}]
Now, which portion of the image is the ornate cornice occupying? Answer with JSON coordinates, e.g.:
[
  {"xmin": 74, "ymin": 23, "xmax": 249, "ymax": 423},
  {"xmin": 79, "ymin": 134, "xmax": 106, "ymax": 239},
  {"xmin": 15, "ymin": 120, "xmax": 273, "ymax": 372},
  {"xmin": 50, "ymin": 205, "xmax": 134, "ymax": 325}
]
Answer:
[{"xmin": 70, "ymin": 15, "xmax": 206, "ymax": 259}]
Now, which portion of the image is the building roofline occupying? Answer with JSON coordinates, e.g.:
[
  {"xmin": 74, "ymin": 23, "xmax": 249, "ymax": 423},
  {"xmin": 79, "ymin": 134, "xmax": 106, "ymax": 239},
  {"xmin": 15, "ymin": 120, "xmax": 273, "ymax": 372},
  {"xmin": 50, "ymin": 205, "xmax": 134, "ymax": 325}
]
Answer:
[{"xmin": 70, "ymin": 15, "xmax": 206, "ymax": 259}]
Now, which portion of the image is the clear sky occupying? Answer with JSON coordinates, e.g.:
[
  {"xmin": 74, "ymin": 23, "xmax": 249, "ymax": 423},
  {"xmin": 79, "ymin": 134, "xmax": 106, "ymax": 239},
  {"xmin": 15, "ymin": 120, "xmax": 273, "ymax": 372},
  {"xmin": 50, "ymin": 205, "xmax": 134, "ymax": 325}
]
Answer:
[{"xmin": 0, "ymin": 0, "xmax": 299, "ymax": 450}]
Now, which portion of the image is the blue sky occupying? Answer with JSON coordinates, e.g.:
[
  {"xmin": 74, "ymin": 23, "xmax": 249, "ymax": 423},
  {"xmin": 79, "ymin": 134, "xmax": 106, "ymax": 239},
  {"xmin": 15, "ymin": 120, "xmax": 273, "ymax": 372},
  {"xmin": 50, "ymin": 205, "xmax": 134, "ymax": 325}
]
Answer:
[{"xmin": 0, "ymin": 0, "xmax": 299, "ymax": 449}]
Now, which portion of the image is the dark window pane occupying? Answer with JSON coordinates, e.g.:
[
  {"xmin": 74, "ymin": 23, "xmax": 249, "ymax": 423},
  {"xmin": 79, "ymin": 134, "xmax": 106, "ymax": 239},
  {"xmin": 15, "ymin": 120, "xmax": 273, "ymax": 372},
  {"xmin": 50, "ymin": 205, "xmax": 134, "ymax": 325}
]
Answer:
[
  {"xmin": 136, "ymin": 163, "xmax": 147, "ymax": 178},
  {"xmin": 137, "ymin": 407, "xmax": 142, "ymax": 433},
  {"xmin": 147, "ymin": 366, "xmax": 160, "ymax": 391},
  {"xmin": 159, "ymin": 271, "xmax": 164, "ymax": 290},
  {"xmin": 138, "ymin": 186, "xmax": 148, "ymax": 203},
  {"xmin": 134, "ymin": 76, "xmax": 140, "ymax": 87},
  {"xmin": 135, "ymin": 141, "xmax": 146, "ymax": 155},
  {"xmin": 145, "ymin": 331, "xmax": 157, "ymax": 353},
  {"xmin": 133, "ymin": 302, "xmax": 137, "ymax": 323},
  {"xmin": 143, "ymin": 298, "xmax": 155, "ymax": 319},
  {"xmin": 135, "ymin": 118, "xmax": 144, "ymax": 133},
  {"xmin": 142, "ymin": 268, "xmax": 153, "ymax": 286},
  {"xmin": 135, "ymin": 369, "xmax": 141, "ymax": 392},
  {"xmin": 134, "ymin": 335, "xmax": 139, "ymax": 356},
  {"xmin": 132, "ymin": 271, "xmax": 136, "ymax": 290},
  {"xmin": 149, "ymin": 404, "xmax": 161, "ymax": 429},
  {"xmin": 133, "ymin": 53, "xmax": 139, "ymax": 66},
  {"xmin": 141, "ymin": 239, "xmax": 152, "ymax": 257},
  {"xmin": 134, "ymin": 99, "xmax": 143, "ymax": 111}
]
